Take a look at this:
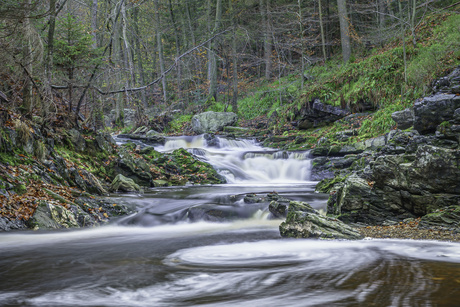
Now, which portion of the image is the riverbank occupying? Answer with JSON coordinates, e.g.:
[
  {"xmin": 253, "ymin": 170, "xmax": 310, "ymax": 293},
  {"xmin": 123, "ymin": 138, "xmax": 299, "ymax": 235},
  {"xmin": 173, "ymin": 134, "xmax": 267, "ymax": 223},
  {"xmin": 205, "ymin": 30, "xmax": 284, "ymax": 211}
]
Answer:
[{"xmin": 359, "ymin": 219, "xmax": 460, "ymax": 242}]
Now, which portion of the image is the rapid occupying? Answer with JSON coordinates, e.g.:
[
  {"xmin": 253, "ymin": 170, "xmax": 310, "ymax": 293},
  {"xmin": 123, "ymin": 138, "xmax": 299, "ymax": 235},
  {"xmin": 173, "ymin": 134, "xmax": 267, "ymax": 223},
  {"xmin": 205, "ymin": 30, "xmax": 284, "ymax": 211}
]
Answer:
[{"xmin": 0, "ymin": 135, "xmax": 459, "ymax": 306}]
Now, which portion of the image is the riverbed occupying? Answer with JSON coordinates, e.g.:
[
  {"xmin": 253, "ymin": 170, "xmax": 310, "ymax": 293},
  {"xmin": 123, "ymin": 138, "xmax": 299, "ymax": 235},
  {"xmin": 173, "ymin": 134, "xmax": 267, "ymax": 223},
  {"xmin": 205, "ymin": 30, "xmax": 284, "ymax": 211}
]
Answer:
[{"xmin": 1, "ymin": 135, "xmax": 459, "ymax": 306}]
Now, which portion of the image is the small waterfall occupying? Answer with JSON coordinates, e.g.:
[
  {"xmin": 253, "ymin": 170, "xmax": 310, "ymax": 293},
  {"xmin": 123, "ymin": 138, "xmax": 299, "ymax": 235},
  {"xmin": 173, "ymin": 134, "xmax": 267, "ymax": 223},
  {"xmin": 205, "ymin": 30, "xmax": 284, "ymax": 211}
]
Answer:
[{"xmin": 157, "ymin": 135, "xmax": 312, "ymax": 184}]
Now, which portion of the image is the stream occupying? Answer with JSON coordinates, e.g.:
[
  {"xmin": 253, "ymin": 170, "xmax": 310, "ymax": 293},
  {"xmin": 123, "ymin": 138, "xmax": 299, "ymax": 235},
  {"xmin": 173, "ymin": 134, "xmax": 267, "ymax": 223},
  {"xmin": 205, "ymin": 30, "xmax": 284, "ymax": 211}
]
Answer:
[{"xmin": 1, "ymin": 135, "xmax": 459, "ymax": 306}]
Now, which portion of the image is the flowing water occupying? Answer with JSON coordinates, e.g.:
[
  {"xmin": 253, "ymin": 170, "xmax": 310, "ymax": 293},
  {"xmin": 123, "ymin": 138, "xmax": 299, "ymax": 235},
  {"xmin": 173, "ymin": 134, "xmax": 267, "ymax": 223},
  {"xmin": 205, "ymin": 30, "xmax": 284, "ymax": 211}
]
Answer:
[{"xmin": 1, "ymin": 135, "xmax": 459, "ymax": 307}]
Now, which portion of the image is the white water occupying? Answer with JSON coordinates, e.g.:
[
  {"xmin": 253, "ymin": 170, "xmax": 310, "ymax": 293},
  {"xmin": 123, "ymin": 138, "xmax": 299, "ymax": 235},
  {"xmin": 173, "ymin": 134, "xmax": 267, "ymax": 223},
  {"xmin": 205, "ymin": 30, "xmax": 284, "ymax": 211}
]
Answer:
[
  {"xmin": 2, "ymin": 135, "xmax": 460, "ymax": 306},
  {"xmin": 155, "ymin": 135, "xmax": 312, "ymax": 184}
]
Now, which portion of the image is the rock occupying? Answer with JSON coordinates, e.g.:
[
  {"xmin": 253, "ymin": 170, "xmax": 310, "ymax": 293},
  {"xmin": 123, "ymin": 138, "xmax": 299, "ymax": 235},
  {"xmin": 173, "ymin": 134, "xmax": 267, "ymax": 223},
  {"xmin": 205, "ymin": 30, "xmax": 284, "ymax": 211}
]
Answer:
[
  {"xmin": 28, "ymin": 202, "xmax": 79, "ymax": 230},
  {"xmin": 297, "ymin": 99, "xmax": 351, "ymax": 130},
  {"xmin": 279, "ymin": 201, "xmax": 362, "ymax": 239},
  {"xmin": 191, "ymin": 111, "xmax": 238, "ymax": 134},
  {"xmin": 95, "ymin": 133, "xmax": 116, "ymax": 153},
  {"xmin": 133, "ymin": 126, "xmax": 148, "ymax": 134},
  {"xmin": 419, "ymin": 206, "xmax": 460, "ymax": 230},
  {"xmin": 110, "ymin": 174, "xmax": 141, "ymax": 192},
  {"xmin": 269, "ymin": 200, "xmax": 288, "ymax": 218},
  {"xmin": 392, "ymin": 108, "xmax": 414, "ymax": 130},
  {"xmin": 152, "ymin": 179, "xmax": 169, "ymax": 187},
  {"xmin": 0, "ymin": 217, "xmax": 26, "ymax": 231},
  {"xmin": 413, "ymin": 94, "xmax": 460, "ymax": 134},
  {"xmin": 146, "ymin": 130, "xmax": 160, "ymax": 137},
  {"xmin": 244, "ymin": 193, "xmax": 264, "ymax": 203},
  {"xmin": 454, "ymin": 108, "xmax": 460, "ymax": 124},
  {"xmin": 68, "ymin": 129, "xmax": 86, "ymax": 152},
  {"xmin": 328, "ymin": 145, "xmax": 460, "ymax": 225}
]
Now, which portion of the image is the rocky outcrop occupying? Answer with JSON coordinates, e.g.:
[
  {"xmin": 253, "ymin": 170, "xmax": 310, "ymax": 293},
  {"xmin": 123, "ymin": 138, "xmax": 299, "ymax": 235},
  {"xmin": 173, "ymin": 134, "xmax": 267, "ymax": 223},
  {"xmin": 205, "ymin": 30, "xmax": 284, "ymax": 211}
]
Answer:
[
  {"xmin": 27, "ymin": 198, "xmax": 134, "ymax": 230},
  {"xmin": 296, "ymin": 99, "xmax": 351, "ymax": 130},
  {"xmin": 413, "ymin": 94, "xmax": 460, "ymax": 134},
  {"xmin": 191, "ymin": 111, "xmax": 238, "ymax": 134},
  {"xmin": 279, "ymin": 201, "xmax": 362, "ymax": 239},
  {"xmin": 392, "ymin": 108, "xmax": 414, "ymax": 130},
  {"xmin": 309, "ymin": 69, "xmax": 460, "ymax": 229}
]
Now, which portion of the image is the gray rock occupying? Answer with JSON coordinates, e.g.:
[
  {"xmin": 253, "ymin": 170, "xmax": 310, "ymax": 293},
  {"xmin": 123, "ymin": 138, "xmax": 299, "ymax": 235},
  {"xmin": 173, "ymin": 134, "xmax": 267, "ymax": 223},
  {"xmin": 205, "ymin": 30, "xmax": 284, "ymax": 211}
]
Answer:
[
  {"xmin": 392, "ymin": 108, "xmax": 414, "ymax": 130},
  {"xmin": 413, "ymin": 94, "xmax": 460, "ymax": 134},
  {"xmin": 68, "ymin": 129, "xmax": 86, "ymax": 152},
  {"xmin": 28, "ymin": 202, "xmax": 80, "ymax": 230},
  {"xmin": 96, "ymin": 133, "xmax": 116, "ymax": 153},
  {"xmin": 419, "ymin": 206, "xmax": 460, "ymax": 229},
  {"xmin": 279, "ymin": 201, "xmax": 362, "ymax": 240},
  {"xmin": 192, "ymin": 112, "xmax": 238, "ymax": 134},
  {"xmin": 110, "ymin": 174, "xmax": 141, "ymax": 192}
]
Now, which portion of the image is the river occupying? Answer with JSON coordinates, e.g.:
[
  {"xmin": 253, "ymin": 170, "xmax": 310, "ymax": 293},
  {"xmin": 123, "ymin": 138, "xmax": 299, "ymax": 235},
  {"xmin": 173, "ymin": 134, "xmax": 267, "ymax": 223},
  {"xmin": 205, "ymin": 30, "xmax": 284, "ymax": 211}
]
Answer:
[{"xmin": 0, "ymin": 135, "xmax": 459, "ymax": 306}]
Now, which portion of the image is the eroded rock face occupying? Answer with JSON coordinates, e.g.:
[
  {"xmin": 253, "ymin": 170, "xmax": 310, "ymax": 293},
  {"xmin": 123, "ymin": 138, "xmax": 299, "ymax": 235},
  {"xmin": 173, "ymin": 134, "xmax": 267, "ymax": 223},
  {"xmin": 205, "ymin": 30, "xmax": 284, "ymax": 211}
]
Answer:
[
  {"xmin": 328, "ymin": 145, "xmax": 460, "ymax": 225},
  {"xmin": 191, "ymin": 112, "xmax": 238, "ymax": 134},
  {"xmin": 413, "ymin": 94, "xmax": 460, "ymax": 134},
  {"xmin": 279, "ymin": 201, "xmax": 362, "ymax": 240}
]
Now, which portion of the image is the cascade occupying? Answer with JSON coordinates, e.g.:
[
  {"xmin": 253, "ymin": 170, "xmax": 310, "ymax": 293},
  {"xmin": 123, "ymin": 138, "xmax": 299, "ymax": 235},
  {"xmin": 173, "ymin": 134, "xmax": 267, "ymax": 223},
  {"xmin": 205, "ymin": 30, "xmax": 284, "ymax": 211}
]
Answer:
[{"xmin": 155, "ymin": 135, "xmax": 312, "ymax": 184}]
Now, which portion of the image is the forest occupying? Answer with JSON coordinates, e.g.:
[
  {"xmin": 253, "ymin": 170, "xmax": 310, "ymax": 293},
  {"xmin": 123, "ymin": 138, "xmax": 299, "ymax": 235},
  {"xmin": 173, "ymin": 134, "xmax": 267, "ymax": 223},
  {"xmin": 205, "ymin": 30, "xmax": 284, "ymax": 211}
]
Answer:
[
  {"xmin": 1, "ymin": 2, "xmax": 460, "ymax": 305},
  {"xmin": 0, "ymin": 0, "xmax": 457, "ymax": 133}
]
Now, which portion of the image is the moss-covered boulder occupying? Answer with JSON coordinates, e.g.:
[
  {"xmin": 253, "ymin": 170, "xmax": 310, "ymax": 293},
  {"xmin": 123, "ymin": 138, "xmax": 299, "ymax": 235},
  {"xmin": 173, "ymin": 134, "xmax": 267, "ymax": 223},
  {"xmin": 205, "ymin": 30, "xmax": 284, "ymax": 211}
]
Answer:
[
  {"xmin": 110, "ymin": 174, "xmax": 141, "ymax": 192},
  {"xmin": 279, "ymin": 201, "xmax": 362, "ymax": 240}
]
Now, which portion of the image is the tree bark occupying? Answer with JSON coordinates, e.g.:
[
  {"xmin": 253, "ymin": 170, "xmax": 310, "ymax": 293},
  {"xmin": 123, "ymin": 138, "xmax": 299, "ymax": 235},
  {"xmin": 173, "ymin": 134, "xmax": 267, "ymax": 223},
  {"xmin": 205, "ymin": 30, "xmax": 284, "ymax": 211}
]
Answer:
[
  {"xmin": 155, "ymin": 0, "xmax": 167, "ymax": 103},
  {"xmin": 209, "ymin": 0, "xmax": 222, "ymax": 101},
  {"xmin": 168, "ymin": 0, "xmax": 182, "ymax": 100},
  {"xmin": 91, "ymin": 0, "xmax": 98, "ymax": 48},
  {"xmin": 260, "ymin": 0, "xmax": 272, "ymax": 80},
  {"xmin": 230, "ymin": 0, "xmax": 238, "ymax": 113},
  {"xmin": 22, "ymin": 0, "xmax": 33, "ymax": 116},
  {"xmin": 133, "ymin": 6, "xmax": 147, "ymax": 108},
  {"xmin": 337, "ymin": 0, "xmax": 351, "ymax": 63},
  {"xmin": 318, "ymin": 0, "xmax": 327, "ymax": 62}
]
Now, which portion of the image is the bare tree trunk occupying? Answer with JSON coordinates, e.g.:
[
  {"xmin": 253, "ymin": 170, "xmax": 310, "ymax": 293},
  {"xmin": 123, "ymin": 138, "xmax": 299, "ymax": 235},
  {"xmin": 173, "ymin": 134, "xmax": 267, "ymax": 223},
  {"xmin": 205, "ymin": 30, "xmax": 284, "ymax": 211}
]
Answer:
[
  {"xmin": 155, "ymin": 0, "xmax": 167, "ymax": 103},
  {"xmin": 398, "ymin": 0, "xmax": 407, "ymax": 83},
  {"xmin": 91, "ymin": 0, "xmax": 98, "ymax": 48},
  {"xmin": 121, "ymin": 1, "xmax": 135, "ymax": 87},
  {"xmin": 318, "ymin": 0, "xmax": 327, "ymax": 62},
  {"xmin": 337, "ymin": 0, "xmax": 351, "ymax": 63},
  {"xmin": 410, "ymin": 0, "xmax": 417, "ymax": 46},
  {"xmin": 230, "ymin": 0, "xmax": 238, "ymax": 113},
  {"xmin": 209, "ymin": 0, "xmax": 222, "ymax": 101},
  {"xmin": 168, "ymin": 0, "xmax": 182, "ymax": 100},
  {"xmin": 298, "ymin": 0, "xmax": 305, "ymax": 90},
  {"xmin": 46, "ymin": 0, "xmax": 56, "ymax": 83},
  {"xmin": 22, "ymin": 0, "xmax": 33, "ymax": 116},
  {"xmin": 260, "ymin": 0, "xmax": 272, "ymax": 80},
  {"xmin": 133, "ymin": 6, "xmax": 147, "ymax": 108}
]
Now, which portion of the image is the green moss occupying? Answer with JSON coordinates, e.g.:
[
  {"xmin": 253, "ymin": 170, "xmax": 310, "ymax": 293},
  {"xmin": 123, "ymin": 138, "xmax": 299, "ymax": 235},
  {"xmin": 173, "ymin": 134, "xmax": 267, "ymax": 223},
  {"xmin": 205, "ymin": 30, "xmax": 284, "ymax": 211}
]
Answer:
[{"xmin": 14, "ymin": 183, "xmax": 27, "ymax": 195}]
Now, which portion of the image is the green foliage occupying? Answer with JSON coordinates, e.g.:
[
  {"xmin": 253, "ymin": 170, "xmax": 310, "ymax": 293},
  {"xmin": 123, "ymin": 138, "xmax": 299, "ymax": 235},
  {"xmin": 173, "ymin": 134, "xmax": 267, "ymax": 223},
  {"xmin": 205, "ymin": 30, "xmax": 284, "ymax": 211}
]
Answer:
[
  {"xmin": 205, "ymin": 97, "xmax": 233, "ymax": 113},
  {"xmin": 168, "ymin": 115, "xmax": 193, "ymax": 133},
  {"xmin": 121, "ymin": 125, "xmax": 133, "ymax": 134},
  {"xmin": 358, "ymin": 103, "xmax": 406, "ymax": 138},
  {"xmin": 53, "ymin": 13, "xmax": 102, "ymax": 78},
  {"xmin": 407, "ymin": 14, "xmax": 460, "ymax": 87}
]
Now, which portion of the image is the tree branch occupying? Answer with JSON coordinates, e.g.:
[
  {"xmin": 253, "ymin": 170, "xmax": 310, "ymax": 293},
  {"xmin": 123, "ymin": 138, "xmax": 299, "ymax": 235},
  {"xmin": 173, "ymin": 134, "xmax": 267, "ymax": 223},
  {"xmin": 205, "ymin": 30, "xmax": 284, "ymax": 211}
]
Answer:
[{"xmin": 52, "ymin": 29, "xmax": 229, "ymax": 96}]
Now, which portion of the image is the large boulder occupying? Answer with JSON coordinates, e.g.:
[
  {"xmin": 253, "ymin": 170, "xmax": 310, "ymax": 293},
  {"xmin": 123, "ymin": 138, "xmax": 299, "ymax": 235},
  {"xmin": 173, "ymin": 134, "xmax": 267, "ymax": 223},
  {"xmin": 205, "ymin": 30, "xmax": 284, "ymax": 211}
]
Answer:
[
  {"xmin": 392, "ymin": 108, "xmax": 414, "ymax": 130},
  {"xmin": 279, "ymin": 201, "xmax": 362, "ymax": 240},
  {"xmin": 191, "ymin": 112, "xmax": 238, "ymax": 134},
  {"xmin": 110, "ymin": 174, "xmax": 141, "ymax": 192},
  {"xmin": 413, "ymin": 94, "xmax": 460, "ymax": 134}
]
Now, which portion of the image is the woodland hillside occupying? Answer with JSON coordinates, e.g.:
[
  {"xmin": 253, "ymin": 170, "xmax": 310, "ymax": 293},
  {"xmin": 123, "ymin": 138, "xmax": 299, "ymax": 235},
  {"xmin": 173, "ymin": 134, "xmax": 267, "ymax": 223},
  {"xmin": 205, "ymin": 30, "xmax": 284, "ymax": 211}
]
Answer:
[{"xmin": 0, "ymin": 0, "xmax": 458, "ymax": 133}]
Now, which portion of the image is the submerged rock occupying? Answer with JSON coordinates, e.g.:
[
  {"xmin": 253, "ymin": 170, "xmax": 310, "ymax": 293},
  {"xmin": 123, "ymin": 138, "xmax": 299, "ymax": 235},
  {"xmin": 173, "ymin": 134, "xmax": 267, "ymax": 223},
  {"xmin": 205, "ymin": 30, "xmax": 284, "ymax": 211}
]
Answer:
[{"xmin": 279, "ymin": 201, "xmax": 362, "ymax": 240}]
